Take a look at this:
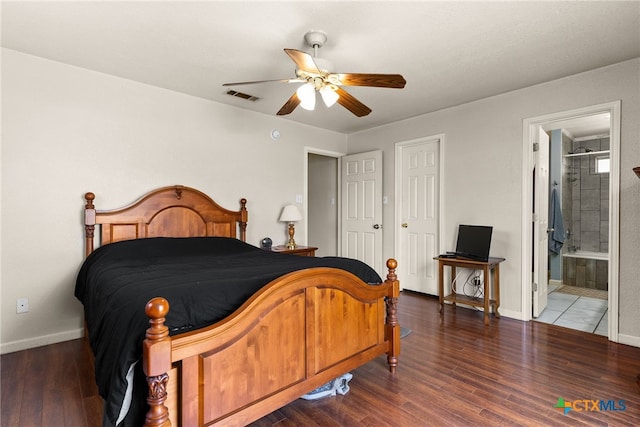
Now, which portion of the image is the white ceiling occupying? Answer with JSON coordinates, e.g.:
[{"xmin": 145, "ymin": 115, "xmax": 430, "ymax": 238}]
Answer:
[
  {"xmin": 2, "ymin": 1, "xmax": 639, "ymax": 134},
  {"xmin": 542, "ymin": 112, "xmax": 611, "ymax": 140}
]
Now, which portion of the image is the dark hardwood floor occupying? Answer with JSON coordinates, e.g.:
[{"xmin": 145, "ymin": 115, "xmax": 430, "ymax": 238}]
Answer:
[{"xmin": 2, "ymin": 291, "xmax": 639, "ymax": 426}]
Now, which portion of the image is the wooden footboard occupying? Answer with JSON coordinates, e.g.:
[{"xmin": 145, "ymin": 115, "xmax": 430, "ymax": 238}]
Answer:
[{"xmin": 143, "ymin": 259, "xmax": 400, "ymax": 427}]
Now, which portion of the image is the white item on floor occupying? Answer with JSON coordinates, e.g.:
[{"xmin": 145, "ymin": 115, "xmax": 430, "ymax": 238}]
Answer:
[{"xmin": 300, "ymin": 373, "xmax": 353, "ymax": 400}]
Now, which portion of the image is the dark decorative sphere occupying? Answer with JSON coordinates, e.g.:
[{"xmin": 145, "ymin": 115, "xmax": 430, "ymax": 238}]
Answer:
[{"xmin": 261, "ymin": 237, "xmax": 272, "ymax": 249}]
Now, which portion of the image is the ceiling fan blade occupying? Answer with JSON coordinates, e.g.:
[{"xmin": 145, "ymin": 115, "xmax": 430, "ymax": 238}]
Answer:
[
  {"xmin": 336, "ymin": 73, "xmax": 406, "ymax": 88},
  {"xmin": 335, "ymin": 87, "xmax": 372, "ymax": 117},
  {"xmin": 284, "ymin": 49, "xmax": 321, "ymax": 73},
  {"xmin": 223, "ymin": 78, "xmax": 304, "ymax": 86},
  {"xmin": 277, "ymin": 92, "xmax": 301, "ymax": 116}
]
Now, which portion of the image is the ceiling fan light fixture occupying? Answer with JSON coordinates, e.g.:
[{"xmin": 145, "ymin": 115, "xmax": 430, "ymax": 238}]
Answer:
[
  {"xmin": 296, "ymin": 83, "xmax": 316, "ymax": 110},
  {"xmin": 320, "ymin": 86, "xmax": 339, "ymax": 107},
  {"xmin": 228, "ymin": 30, "xmax": 404, "ymax": 117}
]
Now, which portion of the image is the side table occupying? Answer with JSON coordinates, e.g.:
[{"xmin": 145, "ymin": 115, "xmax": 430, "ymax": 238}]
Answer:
[
  {"xmin": 435, "ymin": 256, "xmax": 505, "ymax": 325},
  {"xmin": 271, "ymin": 245, "xmax": 317, "ymax": 257}
]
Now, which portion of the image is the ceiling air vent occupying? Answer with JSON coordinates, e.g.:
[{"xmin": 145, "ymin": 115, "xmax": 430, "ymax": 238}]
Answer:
[{"xmin": 226, "ymin": 90, "xmax": 260, "ymax": 102}]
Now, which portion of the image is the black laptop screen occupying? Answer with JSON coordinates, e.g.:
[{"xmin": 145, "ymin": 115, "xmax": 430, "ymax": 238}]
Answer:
[{"xmin": 455, "ymin": 225, "xmax": 493, "ymax": 261}]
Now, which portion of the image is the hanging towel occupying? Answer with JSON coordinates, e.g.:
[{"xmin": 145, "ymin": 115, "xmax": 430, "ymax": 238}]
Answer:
[{"xmin": 548, "ymin": 188, "xmax": 566, "ymax": 254}]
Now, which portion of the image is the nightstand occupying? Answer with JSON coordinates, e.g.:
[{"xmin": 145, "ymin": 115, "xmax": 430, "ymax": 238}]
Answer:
[{"xmin": 271, "ymin": 245, "xmax": 318, "ymax": 257}]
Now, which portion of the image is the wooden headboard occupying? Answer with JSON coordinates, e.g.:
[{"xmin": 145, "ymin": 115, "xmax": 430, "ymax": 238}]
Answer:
[{"xmin": 83, "ymin": 185, "xmax": 248, "ymax": 257}]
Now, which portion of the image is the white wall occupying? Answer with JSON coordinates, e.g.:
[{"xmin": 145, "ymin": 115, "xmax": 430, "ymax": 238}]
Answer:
[
  {"xmin": 3, "ymin": 49, "xmax": 639, "ymax": 353},
  {"xmin": 347, "ymin": 59, "xmax": 640, "ymax": 342},
  {"xmin": 0, "ymin": 48, "xmax": 347, "ymax": 353}
]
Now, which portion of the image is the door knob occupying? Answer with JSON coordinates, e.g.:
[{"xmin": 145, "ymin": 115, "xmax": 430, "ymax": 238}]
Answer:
[
  {"xmin": 401, "ymin": 223, "xmax": 408, "ymax": 228},
  {"xmin": 373, "ymin": 224, "xmax": 382, "ymax": 229}
]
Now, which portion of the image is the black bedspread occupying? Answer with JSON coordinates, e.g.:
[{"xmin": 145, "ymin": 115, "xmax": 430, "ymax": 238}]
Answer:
[{"xmin": 75, "ymin": 237, "xmax": 382, "ymax": 426}]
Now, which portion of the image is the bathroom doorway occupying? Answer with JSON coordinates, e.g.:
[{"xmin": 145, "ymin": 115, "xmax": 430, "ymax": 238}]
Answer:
[
  {"xmin": 522, "ymin": 102, "xmax": 620, "ymax": 341},
  {"xmin": 537, "ymin": 113, "xmax": 610, "ymax": 335}
]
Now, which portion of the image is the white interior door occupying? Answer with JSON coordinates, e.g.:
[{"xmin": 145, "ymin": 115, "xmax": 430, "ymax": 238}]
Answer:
[
  {"xmin": 397, "ymin": 139, "xmax": 440, "ymax": 294},
  {"xmin": 533, "ymin": 126, "xmax": 550, "ymax": 317},
  {"xmin": 341, "ymin": 150, "xmax": 383, "ymax": 275}
]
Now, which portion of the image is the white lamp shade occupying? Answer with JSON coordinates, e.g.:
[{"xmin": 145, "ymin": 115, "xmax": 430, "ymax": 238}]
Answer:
[
  {"xmin": 296, "ymin": 83, "xmax": 316, "ymax": 110},
  {"xmin": 320, "ymin": 86, "xmax": 339, "ymax": 107},
  {"xmin": 279, "ymin": 204, "xmax": 303, "ymax": 222}
]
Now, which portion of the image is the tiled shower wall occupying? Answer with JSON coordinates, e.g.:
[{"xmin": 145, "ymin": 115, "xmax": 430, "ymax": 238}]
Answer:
[
  {"xmin": 561, "ymin": 136, "xmax": 609, "ymax": 290},
  {"xmin": 564, "ymin": 137, "xmax": 610, "ymax": 252}
]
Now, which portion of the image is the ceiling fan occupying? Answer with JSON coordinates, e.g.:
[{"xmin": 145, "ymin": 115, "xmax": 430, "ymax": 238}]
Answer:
[{"xmin": 222, "ymin": 31, "xmax": 406, "ymax": 117}]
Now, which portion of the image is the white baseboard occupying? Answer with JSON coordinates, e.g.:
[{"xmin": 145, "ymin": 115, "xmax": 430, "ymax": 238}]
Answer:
[
  {"xmin": 499, "ymin": 307, "xmax": 526, "ymax": 321},
  {"xmin": 617, "ymin": 333, "xmax": 640, "ymax": 349},
  {"xmin": 0, "ymin": 328, "xmax": 84, "ymax": 355},
  {"xmin": 549, "ymin": 279, "xmax": 563, "ymax": 287}
]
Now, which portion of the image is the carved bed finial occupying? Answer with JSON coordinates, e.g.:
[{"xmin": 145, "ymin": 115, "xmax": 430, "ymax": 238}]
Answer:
[
  {"xmin": 239, "ymin": 198, "xmax": 248, "ymax": 242},
  {"xmin": 85, "ymin": 192, "xmax": 95, "ymax": 209},
  {"xmin": 84, "ymin": 193, "xmax": 96, "ymax": 257},
  {"xmin": 386, "ymin": 258, "xmax": 397, "ymax": 282},
  {"xmin": 174, "ymin": 185, "xmax": 183, "ymax": 200},
  {"xmin": 145, "ymin": 297, "xmax": 170, "ymax": 335}
]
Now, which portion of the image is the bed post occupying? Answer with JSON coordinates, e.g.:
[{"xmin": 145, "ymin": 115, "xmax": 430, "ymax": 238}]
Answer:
[
  {"xmin": 143, "ymin": 298, "xmax": 172, "ymax": 427},
  {"xmin": 239, "ymin": 198, "xmax": 248, "ymax": 242},
  {"xmin": 84, "ymin": 192, "xmax": 96, "ymax": 257},
  {"xmin": 384, "ymin": 258, "xmax": 400, "ymax": 373}
]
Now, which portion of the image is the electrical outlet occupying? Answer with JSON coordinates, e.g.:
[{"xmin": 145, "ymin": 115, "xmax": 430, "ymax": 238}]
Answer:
[{"xmin": 17, "ymin": 298, "xmax": 29, "ymax": 314}]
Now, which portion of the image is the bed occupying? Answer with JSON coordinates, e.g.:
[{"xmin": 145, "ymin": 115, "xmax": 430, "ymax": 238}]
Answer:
[{"xmin": 76, "ymin": 185, "xmax": 400, "ymax": 427}]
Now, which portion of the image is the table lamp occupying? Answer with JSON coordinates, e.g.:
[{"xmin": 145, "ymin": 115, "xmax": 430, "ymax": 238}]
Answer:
[{"xmin": 279, "ymin": 204, "xmax": 303, "ymax": 249}]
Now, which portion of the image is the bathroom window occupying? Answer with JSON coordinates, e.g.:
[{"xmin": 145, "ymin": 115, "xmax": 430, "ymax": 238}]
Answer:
[{"xmin": 595, "ymin": 156, "xmax": 610, "ymax": 174}]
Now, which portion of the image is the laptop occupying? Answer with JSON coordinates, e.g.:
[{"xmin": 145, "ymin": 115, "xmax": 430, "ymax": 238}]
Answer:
[{"xmin": 446, "ymin": 224, "xmax": 493, "ymax": 262}]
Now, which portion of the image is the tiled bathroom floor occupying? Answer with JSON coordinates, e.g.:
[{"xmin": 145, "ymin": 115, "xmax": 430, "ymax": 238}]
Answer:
[{"xmin": 534, "ymin": 290, "xmax": 608, "ymax": 336}]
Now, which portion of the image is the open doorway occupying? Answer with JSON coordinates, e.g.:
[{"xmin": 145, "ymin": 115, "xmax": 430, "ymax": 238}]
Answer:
[
  {"xmin": 522, "ymin": 102, "xmax": 620, "ymax": 341},
  {"xmin": 305, "ymin": 149, "xmax": 343, "ymax": 257}
]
